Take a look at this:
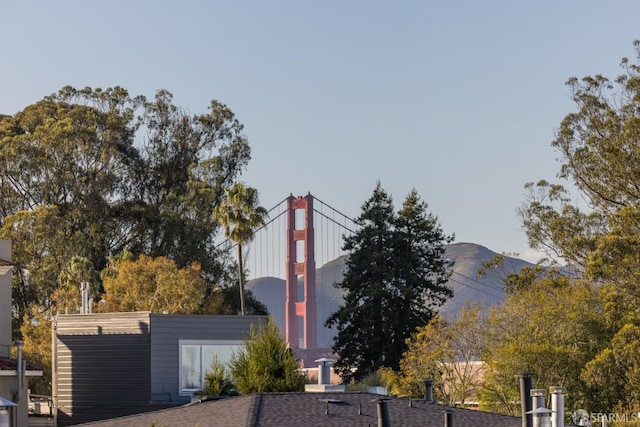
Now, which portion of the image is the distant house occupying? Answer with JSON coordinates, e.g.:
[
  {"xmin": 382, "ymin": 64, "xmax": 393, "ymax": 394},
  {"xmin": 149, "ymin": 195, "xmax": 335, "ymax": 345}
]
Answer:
[
  {"xmin": 0, "ymin": 240, "xmax": 43, "ymax": 427},
  {"xmin": 72, "ymin": 391, "xmax": 523, "ymax": 427},
  {"xmin": 53, "ymin": 312, "xmax": 267, "ymax": 426}
]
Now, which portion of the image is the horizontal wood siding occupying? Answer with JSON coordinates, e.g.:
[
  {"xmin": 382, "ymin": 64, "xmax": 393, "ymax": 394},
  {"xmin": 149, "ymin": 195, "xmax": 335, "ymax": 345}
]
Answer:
[
  {"xmin": 149, "ymin": 314, "xmax": 268, "ymax": 403},
  {"xmin": 54, "ymin": 312, "xmax": 268, "ymax": 424},
  {"xmin": 55, "ymin": 313, "xmax": 151, "ymax": 426}
]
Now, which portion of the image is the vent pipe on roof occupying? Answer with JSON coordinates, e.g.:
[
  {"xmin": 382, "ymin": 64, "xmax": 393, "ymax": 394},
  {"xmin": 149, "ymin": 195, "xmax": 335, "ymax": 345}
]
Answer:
[
  {"xmin": 444, "ymin": 409, "xmax": 453, "ymax": 427},
  {"xmin": 81, "ymin": 282, "xmax": 89, "ymax": 315},
  {"xmin": 16, "ymin": 340, "xmax": 23, "ymax": 402},
  {"xmin": 376, "ymin": 398, "xmax": 391, "ymax": 427},
  {"xmin": 424, "ymin": 379, "xmax": 435, "ymax": 403},
  {"xmin": 530, "ymin": 389, "xmax": 549, "ymax": 427},
  {"xmin": 518, "ymin": 372, "xmax": 535, "ymax": 427},
  {"xmin": 316, "ymin": 358, "xmax": 333, "ymax": 385},
  {"xmin": 549, "ymin": 386, "xmax": 564, "ymax": 427}
]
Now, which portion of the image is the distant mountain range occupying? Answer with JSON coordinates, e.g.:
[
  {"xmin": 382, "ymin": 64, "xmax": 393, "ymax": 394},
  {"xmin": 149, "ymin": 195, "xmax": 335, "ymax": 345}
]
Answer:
[{"xmin": 246, "ymin": 242, "xmax": 533, "ymax": 348}]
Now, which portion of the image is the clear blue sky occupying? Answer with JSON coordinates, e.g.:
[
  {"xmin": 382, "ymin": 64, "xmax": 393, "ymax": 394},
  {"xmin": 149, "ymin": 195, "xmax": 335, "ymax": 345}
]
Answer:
[{"xmin": 2, "ymin": 1, "xmax": 638, "ymax": 262}]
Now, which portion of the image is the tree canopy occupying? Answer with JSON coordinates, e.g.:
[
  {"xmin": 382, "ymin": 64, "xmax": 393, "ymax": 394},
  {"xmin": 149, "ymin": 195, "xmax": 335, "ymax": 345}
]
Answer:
[
  {"xmin": 228, "ymin": 318, "xmax": 304, "ymax": 394},
  {"xmin": 397, "ymin": 306, "xmax": 486, "ymax": 406},
  {"xmin": 520, "ymin": 40, "xmax": 640, "ymax": 277},
  {"xmin": 512, "ymin": 40, "xmax": 640, "ymax": 413},
  {"xmin": 326, "ymin": 182, "xmax": 454, "ymax": 382},
  {"xmin": 98, "ymin": 254, "xmax": 206, "ymax": 314},
  {"xmin": 0, "ymin": 86, "xmax": 267, "ymax": 396},
  {"xmin": 479, "ymin": 276, "xmax": 607, "ymax": 414},
  {"xmin": 0, "ymin": 86, "xmax": 252, "ymax": 328}
]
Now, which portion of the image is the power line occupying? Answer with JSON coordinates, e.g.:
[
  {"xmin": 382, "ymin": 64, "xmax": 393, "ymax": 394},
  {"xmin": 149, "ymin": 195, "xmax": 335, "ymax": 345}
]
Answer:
[
  {"xmin": 447, "ymin": 272, "xmax": 505, "ymax": 300},
  {"xmin": 451, "ymin": 270, "xmax": 506, "ymax": 294}
]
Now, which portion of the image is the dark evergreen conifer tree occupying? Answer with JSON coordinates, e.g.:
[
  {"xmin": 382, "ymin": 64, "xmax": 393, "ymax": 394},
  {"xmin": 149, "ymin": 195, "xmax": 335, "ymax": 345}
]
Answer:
[
  {"xmin": 326, "ymin": 183, "xmax": 454, "ymax": 382},
  {"xmin": 389, "ymin": 189, "xmax": 454, "ymax": 366}
]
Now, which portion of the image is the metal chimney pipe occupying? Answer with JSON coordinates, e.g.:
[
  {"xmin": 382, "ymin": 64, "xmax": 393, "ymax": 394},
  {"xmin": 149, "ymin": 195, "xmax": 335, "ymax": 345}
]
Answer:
[
  {"xmin": 517, "ymin": 372, "xmax": 535, "ymax": 427},
  {"xmin": 530, "ymin": 389, "xmax": 547, "ymax": 427},
  {"xmin": 424, "ymin": 379, "xmax": 434, "ymax": 403},
  {"xmin": 16, "ymin": 340, "xmax": 23, "ymax": 402},
  {"xmin": 444, "ymin": 409, "xmax": 453, "ymax": 427},
  {"xmin": 81, "ymin": 282, "xmax": 88, "ymax": 314},
  {"xmin": 549, "ymin": 386, "xmax": 564, "ymax": 427},
  {"xmin": 376, "ymin": 398, "xmax": 391, "ymax": 427},
  {"xmin": 316, "ymin": 358, "xmax": 332, "ymax": 385}
]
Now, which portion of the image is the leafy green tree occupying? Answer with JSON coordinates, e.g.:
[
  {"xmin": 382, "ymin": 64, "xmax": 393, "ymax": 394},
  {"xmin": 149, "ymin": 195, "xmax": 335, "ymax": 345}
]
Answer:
[
  {"xmin": 98, "ymin": 254, "xmax": 206, "ymax": 314},
  {"xmin": 0, "ymin": 86, "xmax": 142, "ymax": 265},
  {"xmin": 479, "ymin": 276, "xmax": 608, "ymax": 415},
  {"xmin": 1, "ymin": 207, "xmax": 80, "ymax": 332},
  {"xmin": 581, "ymin": 323, "xmax": 640, "ymax": 412},
  {"xmin": 53, "ymin": 256, "xmax": 100, "ymax": 314},
  {"xmin": 0, "ymin": 86, "xmax": 252, "ymax": 335},
  {"xmin": 20, "ymin": 305, "xmax": 52, "ymax": 395},
  {"xmin": 516, "ymin": 40, "xmax": 640, "ymax": 412},
  {"xmin": 228, "ymin": 318, "xmax": 304, "ymax": 393},
  {"xmin": 326, "ymin": 182, "xmax": 454, "ymax": 382},
  {"xmin": 202, "ymin": 282, "xmax": 268, "ymax": 315},
  {"xmin": 128, "ymin": 90, "xmax": 251, "ymax": 280},
  {"xmin": 0, "ymin": 86, "xmax": 141, "ymax": 330},
  {"xmin": 519, "ymin": 41, "xmax": 640, "ymax": 279},
  {"xmin": 398, "ymin": 305, "xmax": 486, "ymax": 406},
  {"xmin": 214, "ymin": 183, "xmax": 267, "ymax": 315}
]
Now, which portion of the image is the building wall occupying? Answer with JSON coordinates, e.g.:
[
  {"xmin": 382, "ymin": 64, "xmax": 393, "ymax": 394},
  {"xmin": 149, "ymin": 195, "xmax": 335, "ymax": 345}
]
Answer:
[
  {"xmin": 0, "ymin": 240, "xmax": 31, "ymax": 427},
  {"xmin": 0, "ymin": 240, "xmax": 13, "ymax": 358},
  {"xmin": 54, "ymin": 312, "xmax": 152, "ymax": 426},
  {"xmin": 149, "ymin": 314, "xmax": 267, "ymax": 403},
  {"xmin": 0, "ymin": 379, "xmax": 29, "ymax": 427},
  {"xmin": 55, "ymin": 312, "xmax": 268, "ymax": 425}
]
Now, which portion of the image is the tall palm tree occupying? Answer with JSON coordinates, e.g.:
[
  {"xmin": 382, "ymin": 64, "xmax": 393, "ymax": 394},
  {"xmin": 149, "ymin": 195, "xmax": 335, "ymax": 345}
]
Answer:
[{"xmin": 214, "ymin": 183, "xmax": 268, "ymax": 315}]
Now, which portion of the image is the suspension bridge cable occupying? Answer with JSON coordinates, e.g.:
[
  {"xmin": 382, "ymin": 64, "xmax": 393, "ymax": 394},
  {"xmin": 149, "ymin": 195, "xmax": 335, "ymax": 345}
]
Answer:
[
  {"xmin": 313, "ymin": 208, "xmax": 356, "ymax": 234},
  {"xmin": 277, "ymin": 206, "xmax": 281, "ymax": 277},
  {"xmin": 312, "ymin": 196, "xmax": 356, "ymax": 224}
]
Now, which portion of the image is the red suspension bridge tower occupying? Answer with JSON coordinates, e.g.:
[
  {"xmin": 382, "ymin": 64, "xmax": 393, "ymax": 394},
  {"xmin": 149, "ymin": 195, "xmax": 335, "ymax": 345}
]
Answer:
[{"xmin": 285, "ymin": 194, "xmax": 317, "ymax": 349}]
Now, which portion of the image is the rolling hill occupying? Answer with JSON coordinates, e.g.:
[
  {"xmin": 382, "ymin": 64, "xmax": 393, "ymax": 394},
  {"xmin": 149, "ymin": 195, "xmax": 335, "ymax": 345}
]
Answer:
[{"xmin": 246, "ymin": 242, "xmax": 533, "ymax": 348}]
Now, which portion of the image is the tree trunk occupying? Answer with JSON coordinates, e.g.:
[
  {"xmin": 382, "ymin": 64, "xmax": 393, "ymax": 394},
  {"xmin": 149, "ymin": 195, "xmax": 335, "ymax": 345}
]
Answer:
[{"xmin": 237, "ymin": 243, "xmax": 245, "ymax": 315}]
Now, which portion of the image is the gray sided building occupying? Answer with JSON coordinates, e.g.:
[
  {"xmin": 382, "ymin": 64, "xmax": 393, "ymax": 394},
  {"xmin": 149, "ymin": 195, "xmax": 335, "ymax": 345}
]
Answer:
[{"xmin": 53, "ymin": 312, "xmax": 267, "ymax": 426}]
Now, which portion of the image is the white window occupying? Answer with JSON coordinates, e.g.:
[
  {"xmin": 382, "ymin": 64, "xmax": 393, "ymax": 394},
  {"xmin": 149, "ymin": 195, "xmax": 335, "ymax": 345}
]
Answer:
[{"xmin": 178, "ymin": 340, "xmax": 243, "ymax": 396}]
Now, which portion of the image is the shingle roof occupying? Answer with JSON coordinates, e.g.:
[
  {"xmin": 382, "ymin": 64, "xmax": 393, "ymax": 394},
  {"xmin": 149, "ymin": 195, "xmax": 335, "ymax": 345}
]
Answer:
[
  {"xmin": 77, "ymin": 395, "xmax": 258, "ymax": 427},
  {"xmin": 0, "ymin": 357, "xmax": 43, "ymax": 371},
  {"xmin": 76, "ymin": 392, "xmax": 523, "ymax": 427}
]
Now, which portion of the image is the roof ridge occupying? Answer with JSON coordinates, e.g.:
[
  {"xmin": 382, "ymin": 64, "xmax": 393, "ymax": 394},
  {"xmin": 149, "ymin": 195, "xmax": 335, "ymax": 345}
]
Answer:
[{"xmin": 246, "ymin": 393, "xmax": 263, "ymax": 427}]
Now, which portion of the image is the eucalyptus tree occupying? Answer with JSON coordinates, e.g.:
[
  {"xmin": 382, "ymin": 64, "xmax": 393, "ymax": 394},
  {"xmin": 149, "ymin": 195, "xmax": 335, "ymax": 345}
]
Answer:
[
  {"xmin": 0, "ymin": 86, "xmax": 142, "ymax": 327},
  {"xmin": 519, "ymin": 40, "xmax": 640, "ymax": 280},
  {"xmin": 479, "ymin": 276, "xmax": 608, "ymax": 415},
  {"xmin": 516, "ymin": 41, "xmax": 640, "ymax": 412},
  {"xmin": 129, "ymin": 90, "xmax": 251, "ymax": 279},
  {"xmin": 0, "ymin": 86, "xmax": 253, "ymax": 332},
  {"xmin": 214, "ymin": 182, "xmax": 267, "ymax": 315}
]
